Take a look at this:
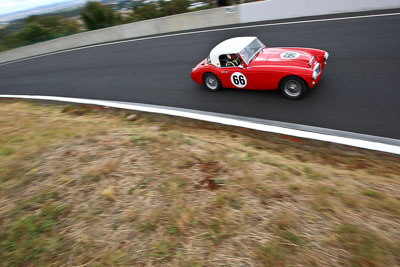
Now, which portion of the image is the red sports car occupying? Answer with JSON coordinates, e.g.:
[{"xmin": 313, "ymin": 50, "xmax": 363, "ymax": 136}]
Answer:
[{"xmin": 190, "ymin": 37, "xmax": 329, "ymax": 99}]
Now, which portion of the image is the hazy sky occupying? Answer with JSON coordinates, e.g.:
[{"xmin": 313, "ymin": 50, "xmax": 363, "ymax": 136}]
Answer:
[{"xmin": 0, "ymin": 0, "xmax": 76, "ymax": 16}]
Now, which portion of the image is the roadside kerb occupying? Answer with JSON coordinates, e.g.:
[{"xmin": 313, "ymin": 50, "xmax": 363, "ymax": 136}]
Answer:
[{"xmin": 1, "ymin": 95, "xmax": 399, "ymax": 155}]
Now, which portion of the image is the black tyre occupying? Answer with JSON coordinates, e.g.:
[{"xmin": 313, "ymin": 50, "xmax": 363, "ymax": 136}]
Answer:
[
  {"xmin": 279, "ymin": 76, "xmax": 308, "ymax": 99},
  {"xmin": 203, "ymin": 73, "xmax": 222, "ymax": 91}
]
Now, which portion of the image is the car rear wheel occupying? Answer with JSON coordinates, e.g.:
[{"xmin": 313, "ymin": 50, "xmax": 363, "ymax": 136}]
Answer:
[
  {"xmin": 280, "ymin": 76, "xmax": 308, "ymax": 99},
  {"xmin": 203, "ymin": 73, "xmax": 221, "ymax": 91}
]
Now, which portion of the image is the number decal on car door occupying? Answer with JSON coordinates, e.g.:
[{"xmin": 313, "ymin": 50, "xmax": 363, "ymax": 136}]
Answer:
[{"xmin": 230, "ymin": 72, "xmax": 247, "ymax": 88}]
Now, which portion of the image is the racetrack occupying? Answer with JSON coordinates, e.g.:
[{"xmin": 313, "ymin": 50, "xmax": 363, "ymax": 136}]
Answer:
[{"xmin": 1, "ymin": 11, "xmax": 399, "ymax": 139}]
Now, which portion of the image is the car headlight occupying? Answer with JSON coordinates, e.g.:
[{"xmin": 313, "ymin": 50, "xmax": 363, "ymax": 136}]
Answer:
[
  {"xmin": 324, "ymin": 52, "xmax": 329, "ymax": 64},
  {"xmin": 312, "ymin": 71, "xmax": 318, "ymax": 80},
  {"xmin": 312, "ymin": 63, "xmax": 320, "ymax": 80}
]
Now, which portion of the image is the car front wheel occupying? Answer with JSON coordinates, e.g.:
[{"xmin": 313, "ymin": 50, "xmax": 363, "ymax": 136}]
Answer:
[
  {"xmin": 203, "ymin": 73, "xmax": 221, "ymax": 91},
  {"xmin": 280, "ymin": 76, "xmax": 308, "ymax": 99}
]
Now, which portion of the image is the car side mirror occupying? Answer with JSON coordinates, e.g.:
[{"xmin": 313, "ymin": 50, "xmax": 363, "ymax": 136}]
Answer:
[{"xmin": 238, "ymin": 65, "xmax": 245, "ymax": 69}]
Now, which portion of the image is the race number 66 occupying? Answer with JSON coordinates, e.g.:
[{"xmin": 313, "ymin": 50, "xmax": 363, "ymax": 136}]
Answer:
[{"xmin": 230, "ymin": 72, "xmax": 247, "ymax": 88}]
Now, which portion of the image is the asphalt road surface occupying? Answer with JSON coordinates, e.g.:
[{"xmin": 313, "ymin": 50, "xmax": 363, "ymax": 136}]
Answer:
[{"xmin": 1, "ymin": 11, "xmax": 399, "ymax": 139}]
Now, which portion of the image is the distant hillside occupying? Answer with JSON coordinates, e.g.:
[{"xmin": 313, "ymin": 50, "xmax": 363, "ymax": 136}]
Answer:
[
  {"xmin": 0, "ymin": 0, "xmax": 88, "ymax": 23},
  {"xmin": 0, "ymin": 5, "xmax": 84, "ymax": 36}
]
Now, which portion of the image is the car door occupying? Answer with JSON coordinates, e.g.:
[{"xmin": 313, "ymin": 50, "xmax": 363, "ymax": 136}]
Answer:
[{"xmin": 218, "ymin": 66, "xmax": 254, "ymax": 89}]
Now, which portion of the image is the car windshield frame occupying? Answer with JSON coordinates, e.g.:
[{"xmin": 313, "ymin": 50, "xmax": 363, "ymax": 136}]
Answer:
[{"xmin": 239, "ymin": 38, "xmax": 266, "ymax": 65}]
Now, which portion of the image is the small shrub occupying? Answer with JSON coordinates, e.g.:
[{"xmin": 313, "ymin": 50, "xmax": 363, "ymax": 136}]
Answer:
[
  {"xmin": 335, "ymin": 223, "xmax": 388, "ymax": 266},
  {"xmin": 101, "ymin": 186, "xmax": 116, "ymax": 201},
  {"xmin": 340, "ymin": 193, "xmax": 360, "ymax": 209},
  {"xmin": 271, "ymin": 212, "xmax": 305, "ymax": 246},
  {"xmin": 0, "ymin": 203, "xmax": 68, "ymax": 266},
  {"xmin": 215, "ymin": 192, "xmax": 241, "ymax": 209},
  {"xmin": 288, "ymin": 184, "xmax": 300, "ymax": 192},
  {"xmin": 61, "ymin": 105, "xmax": 89, "ymax": 116},
  {"xmin": 362, "ymin": 189, "xmax": 385, "ymax": 200},
  {"xmin": 131, "ymin": 135, "xmax": 145, "ymax": 146},
  {"xmin": 203, "ymin": 214, "xmax": 237, "ymax": 244},
  {"xmin": 159, "ymin": 176, "xmax": 187, "ymax": 196},
  {"xmin": 311, "ymin": 195, "xmax": 333, "ymax": 212},
  {"xmin": 0, "ymin": 146, "xmax": 15, "ymax": 156},
  {"xmin": 243, "ymin": 152, "xmax": 255, "ymax": 162},
  {"xmin": 256, "ymin": 241, "xmax": 290, "ymax": 267},
  {"xmin": 148, "ymin": 240, "xmax": 178, "ymax": 262},
  {"xmin": 303, "ymin": 166, "xmax": 325, "ymax": 180}
]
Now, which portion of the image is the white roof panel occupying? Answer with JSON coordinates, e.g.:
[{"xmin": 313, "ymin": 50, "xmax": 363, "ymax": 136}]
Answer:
[{"xmin": 209, "ymin": 37, "xmax": 257, "ymax": 66}]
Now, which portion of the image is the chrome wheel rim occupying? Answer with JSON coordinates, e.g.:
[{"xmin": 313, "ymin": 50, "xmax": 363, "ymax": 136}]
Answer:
[
  {"xmin": 206, "ymin": 76, "xmax": 218, "ymax": 90},
  {"xmin": 284, "ymin": 80, "xmax": 302, "ymax": 97}
]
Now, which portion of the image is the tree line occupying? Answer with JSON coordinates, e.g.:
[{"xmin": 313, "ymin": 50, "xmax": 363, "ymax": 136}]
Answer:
[
  {"xmin": 0, "ymin": 0, "xmax": 223, "ymax": 51},
  {"xmin": 0, "ymin": 15, "xmax": 79, "ymax": 51}
]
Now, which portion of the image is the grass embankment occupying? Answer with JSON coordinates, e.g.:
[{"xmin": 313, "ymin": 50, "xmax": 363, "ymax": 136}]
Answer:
[{"xmin": 0, "ymin": 101, "xmax": 399, "ymax": 266}]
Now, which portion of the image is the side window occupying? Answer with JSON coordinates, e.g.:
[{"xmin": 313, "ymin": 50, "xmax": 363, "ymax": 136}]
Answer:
[
  {"xmin": 219, "ymin": 55, "xmax": 229, "ymax": 68},
  {"xmin": 219, "ymin": 54, "xmax": 242, "ymax": 68}
]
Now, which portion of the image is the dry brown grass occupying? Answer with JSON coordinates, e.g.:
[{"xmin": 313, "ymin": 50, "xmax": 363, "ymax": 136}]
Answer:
[{"xmin": 0, "ymin": 101, "xmax": 399, "ymax": 267}]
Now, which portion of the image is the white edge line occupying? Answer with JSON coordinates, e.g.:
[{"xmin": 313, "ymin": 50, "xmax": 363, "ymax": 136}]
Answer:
[
  {"xmin": 1, "ymin": 11, "xmax": 400, "ymax": 67},
  {"xmin": 1, "ymin": 94, "xmax": 399, "ymax": 155}
]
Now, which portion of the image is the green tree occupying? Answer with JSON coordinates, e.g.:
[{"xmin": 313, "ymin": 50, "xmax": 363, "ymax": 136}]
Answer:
[
  {"xmin": 80, "ymin": 1, "xmax": 120, "ymax": 30},
  {"xmin": 0, "ymin": 30, "xmax": 8, "ymax": 51},
  {"xmin": 1, "ymin": 33, "xmax": 23, "ymax": 49},
  {"xmin": 25, "ymin": 15, "xmax": 79, "ymax": 37},
  {"xmin": 62, "ymin": 20, "xmax": 80, "ymax": 35},
  {"xmin": 28, "ymin": 15, "xmax": 63, "ymax": 35},
  {"xmin": 19, "ymin": 22, "xmax": 53, "ymax": 43},
  {"xmin": 131, "ymin": 4, "xmax": 161, "ymax": 22},
  {"xmin": 0, "ymin": 15, "xmax": 79, "ymax": 50},
  {"xmin": 0, "ymin": 29, "xmax": 6, "ymax": 39},
  {"xmin": 161, "ymin": 0, "xmax": 190, "ymax": 16}
]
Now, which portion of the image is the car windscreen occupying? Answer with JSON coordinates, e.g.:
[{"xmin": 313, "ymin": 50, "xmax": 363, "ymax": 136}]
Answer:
[{"xmin": 239, "ymin": 39, "xmax": 265, "ymax": 65}]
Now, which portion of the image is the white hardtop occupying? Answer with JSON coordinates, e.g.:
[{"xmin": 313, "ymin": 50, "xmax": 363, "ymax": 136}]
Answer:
[{"xmin": 209, "ymin": 36, "xmax": 257, "ymax": 66}]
